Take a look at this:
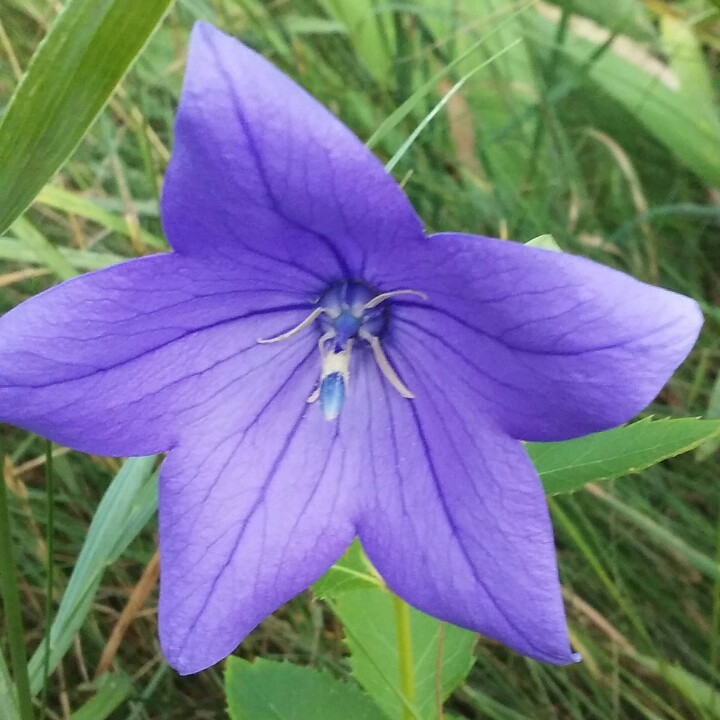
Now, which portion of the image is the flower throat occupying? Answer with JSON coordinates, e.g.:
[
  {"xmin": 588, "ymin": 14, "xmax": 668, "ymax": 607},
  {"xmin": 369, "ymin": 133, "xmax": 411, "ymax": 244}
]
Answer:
[{"xmin": 258, "ymin": 280, "xmax": 426, "ymax": 420}]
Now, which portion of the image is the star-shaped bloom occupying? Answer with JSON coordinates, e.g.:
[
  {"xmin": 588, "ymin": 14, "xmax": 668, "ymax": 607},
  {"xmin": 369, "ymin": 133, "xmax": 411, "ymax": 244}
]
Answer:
[{"xmin": 0, "ymin": 22, "xmax": 702, "ymax": 674}]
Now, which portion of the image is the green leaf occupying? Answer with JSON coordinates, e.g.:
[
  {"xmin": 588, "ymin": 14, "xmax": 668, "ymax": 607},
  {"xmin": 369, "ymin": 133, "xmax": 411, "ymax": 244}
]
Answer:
[
  {"xmin": 225, "ymin": 657, "xmax": 385, "ymax": 720},
  {"xmin": 318, "ymin": 0, "xmax": 394, "ymax": 83},
  {"xmin": 66, "ymin": 673, "xmax": 134, "ymax": 720},
  {"xmin": 0, "ymin": 237, "xmax": 125, "ymax": 272},
  {"xmin": 526, "ymin": 234, "xmax": 562, "ymax": 252},
  {"xmin": 0, "ymin": 651, "xmax": 18, "ymax": 720},
  {"xmin": 532, "ymin": 6, "xmax": 720, "ymax": 186},
  {"xmin": 27, "ymin": 456, "xmax": 158, "ymax": 696},
  {"xmin": 0, "ymin": 0, "xmax": 175, "ymax": 235},
  {"xmin": 332, "ymin": 589, "xmax": 475, "ymax": 720},
  {"xmin": 9, "ymin": 216, "xmax": 77, "ymax": 281},
  {"xmin": 697, "ymin": 368, "xmax": 720, "ymax": 461},
  {"xmin": 529, "ymin": 418, "xmax": 720, "ymax": 496},
  {"xmin": 660, "ymin": 14, "xmax": 720, "ymax": 132},
  {"xmin": 36, "ymin": 185, "xmax": 165, "ymax": 249},
  {"xmin": 313, "ymin": 539, "xmax": 383, "ymax": 599}
]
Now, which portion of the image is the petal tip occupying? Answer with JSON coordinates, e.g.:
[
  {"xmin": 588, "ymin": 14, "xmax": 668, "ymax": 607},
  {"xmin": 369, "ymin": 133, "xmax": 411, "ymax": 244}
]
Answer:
[
  {"xmin": 685, "ymin": 296, "xmax": 705, "ymax": 338},
  {"xmin": 189, "ymin": 19, "xmax": 235, "ymax": 59},
  {"xmin": 665, "ymin": 292, "xmax": 704, "ymax": 366},
  {"xmin": 160, "ymin": 629, "xmax": 230, "ymax": 676}
]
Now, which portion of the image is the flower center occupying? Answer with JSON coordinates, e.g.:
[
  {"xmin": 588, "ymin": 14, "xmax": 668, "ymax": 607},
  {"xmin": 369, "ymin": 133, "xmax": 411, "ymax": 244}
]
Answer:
[
  {"xmin": 258, "ymin": 281, "xmax": 427, "ymax": 421},
  {"xmin": 317, "ymin": 281, "xmax": 387, "ymax": 347}
]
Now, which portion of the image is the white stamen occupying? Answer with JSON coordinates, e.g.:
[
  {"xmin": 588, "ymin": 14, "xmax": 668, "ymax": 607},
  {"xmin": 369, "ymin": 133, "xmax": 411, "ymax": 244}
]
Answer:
[
  {"xmin": 359, "ymin": 329, "xmax": 414, "ymax": 399},
  {"xmin": 363, "ymin": 289, "xmax": 428, "ymax": 310},
  {"xmin": 257, "ymin": 284, "xmax": 427, "ymax": 412},
  {"xmin": 257, "ymin": 306, "xmax": 326, "ymax": 344}
]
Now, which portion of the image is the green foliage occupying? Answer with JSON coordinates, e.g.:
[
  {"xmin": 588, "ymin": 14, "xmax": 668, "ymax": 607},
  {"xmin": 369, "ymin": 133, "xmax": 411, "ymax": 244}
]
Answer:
[
  {"xmin": 530, "ymin": 418, "xmax": 720, "ymax": 495},
  {"xmin": 0, "ymin": 653, "xmax": 17, "ymax": 720},
  {"xmin": 65, "ymin": 672, "xmax": 133, "ymax": 720},
  {"xmin": 225, "ymin": 657, "xmax": 385, "ymax": 720},
  {"xmin": 27, "ymin": 456, "xmax": 157, "ymax": 695},
  {"xmin": 632, "ymin": 654, "xmax": 720, "ymax": 719},
  {"xmin": 526, "ymin": 234, "xmax": 562, "ymax": 252},
  {"xmin": 0, "ymin": 0, "xmax": 175, "ymax": 234},
  {"xmin": 10, "ymin": 216, "xmax": 76, "ymax": 280},
  {"xmin": 0, "ymin": 0, "xmax": 718, "ymax": 718},
  {"xmin": 333, "ymin": 590, "xmax": 476, "ymax": 720},
  {"xmin": 313, "ymin": 538, "xmax": 382, "ymax": 598},
  {"xmin": 531, "ymin": 6, "xmax": 720, "ymax": 187},
  {"xmin": 319, "ymin": 0, "xmax": 394, "ymax": 82}
]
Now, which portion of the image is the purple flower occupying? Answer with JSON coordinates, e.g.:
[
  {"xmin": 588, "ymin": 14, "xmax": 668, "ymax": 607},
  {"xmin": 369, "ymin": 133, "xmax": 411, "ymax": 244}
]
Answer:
[{"xmin": 0, "ymin": 22, "xmax": 702, "ymax": 675}]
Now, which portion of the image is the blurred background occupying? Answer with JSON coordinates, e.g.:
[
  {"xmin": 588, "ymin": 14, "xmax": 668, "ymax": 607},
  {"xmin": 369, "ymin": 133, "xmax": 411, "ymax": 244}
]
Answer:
[{"xmin": 0, "ymin": 0, "xmax": 719, "ymax": 717}]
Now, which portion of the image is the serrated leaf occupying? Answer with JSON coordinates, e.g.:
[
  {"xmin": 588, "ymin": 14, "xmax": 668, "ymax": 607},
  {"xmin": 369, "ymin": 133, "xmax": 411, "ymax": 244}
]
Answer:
[
  {"xmin": 528, "ymin": 418, "xmax": 720, "ymax": 496},
  {"xmin": 313, "ymin": 538, "xmax": 383, "ymax": 599},
  {"xmin": 225, "ymin": 657, "xmax": 385, "ymax": 720},
  {"xmin": 333, "ymin": 589, "xmax": 475, "ymax": 720},
  {"xmin": 0, "ymin": 0, "xmax": 175, "ymax": 234}
]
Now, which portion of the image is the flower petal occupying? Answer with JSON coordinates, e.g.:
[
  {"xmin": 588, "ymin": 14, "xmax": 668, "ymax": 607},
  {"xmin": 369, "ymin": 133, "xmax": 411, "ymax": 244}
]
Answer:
[
  {"xmin": 351, "ymin": 345, "xmax": 577, "ymax": 664},
  {"xmin": 158, "ymin": 355, "xmax": 358, "ymax": 674},
  {"xmin": 161, "ymin": 22, "xmax": 424, "ymax": 280},
  {"xmin": 0, "ymin": 253, "xmax": 312, "ymax": 455},
  {"xmin": 378, "ymin": 233, "xmax": 702, "ymax": 441}
]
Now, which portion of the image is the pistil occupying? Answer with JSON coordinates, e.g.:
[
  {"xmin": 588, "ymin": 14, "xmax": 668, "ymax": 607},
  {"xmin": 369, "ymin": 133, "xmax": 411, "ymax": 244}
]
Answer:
[{"xmin": 257, "ymin": 282, "xmax": 427, "ymax": 419}]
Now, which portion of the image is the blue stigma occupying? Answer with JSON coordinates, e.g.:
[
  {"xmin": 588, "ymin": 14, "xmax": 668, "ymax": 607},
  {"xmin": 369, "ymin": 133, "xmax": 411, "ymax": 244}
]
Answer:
[
  {"xmin": 319, "ymin": 372, "xmax": 345, "ymax": 421},
  {"xmin": 318, "ymin": 281, "xmax": 387, "ymax": 348},
  {"xmin": 257, "ymin": 280, "xmax": 423, "ymax": 420}
]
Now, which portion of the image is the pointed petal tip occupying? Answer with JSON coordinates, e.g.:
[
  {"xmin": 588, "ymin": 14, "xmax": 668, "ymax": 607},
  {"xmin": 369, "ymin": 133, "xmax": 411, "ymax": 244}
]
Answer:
[
  {"xmin": 683, "ymin": 295, "xmax": 704, "ymax": 341},
  {"xmin": 512, "ymin": 631, "xmax": 579, "ymax": 666},
  {"xmin": 542, "ymin": 647, "xmax": 582, "ymax": 666},
  {"xmin": 191, "ymin": 18, "xmax": 219, "ymax": 40},
  {"xmin": 161, "ymin": 637, "xmax": 229, "ymax": 677},
  {"xmin": 187, "ymin": 19, "xmax": 249, "ymax": 68},
  {"xmin": 660, "ymin": 290, "xmax": 704, "ymax": 372}
]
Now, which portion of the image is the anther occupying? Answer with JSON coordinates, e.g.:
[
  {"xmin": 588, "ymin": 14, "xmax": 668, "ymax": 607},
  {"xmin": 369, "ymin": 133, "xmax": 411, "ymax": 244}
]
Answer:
[{"xmin": 256, "ymin": 282, "xmax": 427, "ymax": 419}]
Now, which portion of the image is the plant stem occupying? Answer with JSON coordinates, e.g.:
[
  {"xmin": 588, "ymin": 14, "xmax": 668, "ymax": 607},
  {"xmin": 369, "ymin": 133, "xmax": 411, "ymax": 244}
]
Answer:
[
  {"xmin": 392, "ymin": 594, "xmax": 416, "ymax": 720},
  {"xmin": 0, "ymin": 462, "xmax": 34, "ymax": 720}
]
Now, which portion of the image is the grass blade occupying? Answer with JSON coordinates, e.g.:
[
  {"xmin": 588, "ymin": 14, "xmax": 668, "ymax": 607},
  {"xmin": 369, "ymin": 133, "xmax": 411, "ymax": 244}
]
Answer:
[
  {"xmin": 0, "ymin": 650, "xmax": 19, "ymax": 720},
  {"xmin": 66, "ymin": 673, "xmax": 134, "ymax": 720},
  {"xmin": 27, "ymin": 456, "xmax": 158, "ymax": 696},
  {"xmin": 0, "ymin": 462, "xmax": 33, "ymax": 720},
  {"xmin": 0, "ymin": 0, "xmax": 175, "ymax": 235}
]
